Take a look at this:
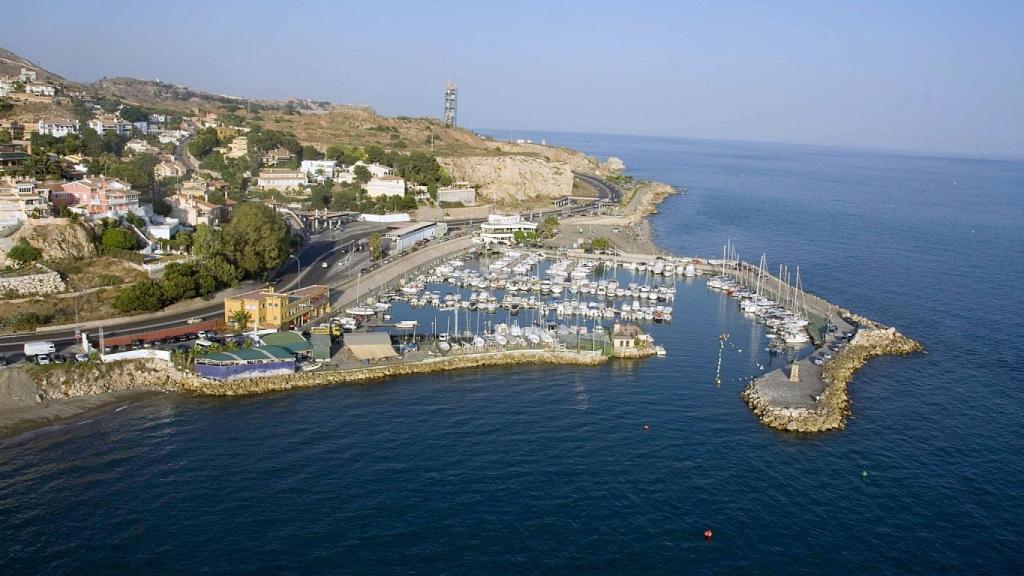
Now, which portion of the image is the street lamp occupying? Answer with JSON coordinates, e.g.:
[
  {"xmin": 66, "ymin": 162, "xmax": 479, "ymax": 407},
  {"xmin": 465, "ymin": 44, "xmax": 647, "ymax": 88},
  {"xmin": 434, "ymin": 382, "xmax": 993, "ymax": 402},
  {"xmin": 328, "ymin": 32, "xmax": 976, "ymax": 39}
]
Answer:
[{"xmin": 287, "ymin": 255, "xmax": 301, "ymax": 290}]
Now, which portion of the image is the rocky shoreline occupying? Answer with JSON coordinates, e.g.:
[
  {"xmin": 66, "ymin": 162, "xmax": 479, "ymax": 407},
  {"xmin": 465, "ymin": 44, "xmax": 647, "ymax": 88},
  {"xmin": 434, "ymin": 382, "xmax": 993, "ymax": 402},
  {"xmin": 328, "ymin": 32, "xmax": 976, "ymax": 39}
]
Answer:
[{"xmin": 741, "ymin": 326, "xmax": 922, "ymax": 433}]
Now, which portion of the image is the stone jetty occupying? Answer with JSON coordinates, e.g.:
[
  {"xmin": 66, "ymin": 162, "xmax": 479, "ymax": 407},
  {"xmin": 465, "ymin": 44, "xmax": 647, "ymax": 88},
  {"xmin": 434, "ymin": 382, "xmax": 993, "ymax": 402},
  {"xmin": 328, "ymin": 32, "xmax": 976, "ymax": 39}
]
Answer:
[
  {"xmin": 742, "ymin": 325, "xmax": 922, "ymax": 433},
  {"xmin": 32, "ymin": 349, "xmax": 608, "ymax": 401}
]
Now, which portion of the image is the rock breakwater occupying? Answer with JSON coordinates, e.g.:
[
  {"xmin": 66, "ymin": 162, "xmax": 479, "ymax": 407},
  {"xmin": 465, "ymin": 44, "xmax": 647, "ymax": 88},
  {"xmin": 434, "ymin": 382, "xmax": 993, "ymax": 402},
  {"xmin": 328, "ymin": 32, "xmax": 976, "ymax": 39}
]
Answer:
[{"xmin": 741, "ymin": 327, "xmax": 922, "ymax": 433}]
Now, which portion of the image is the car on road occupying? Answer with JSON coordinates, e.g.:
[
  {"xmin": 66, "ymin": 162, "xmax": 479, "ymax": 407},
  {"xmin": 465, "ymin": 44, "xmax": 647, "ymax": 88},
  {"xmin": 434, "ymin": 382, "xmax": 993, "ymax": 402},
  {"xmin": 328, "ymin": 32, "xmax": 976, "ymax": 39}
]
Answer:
[
  {"xmin": 74, "ymin": 353, "xmax": 90, "ymax": 363},
  {"xmin": 321, "ymin": 262, "xmax": 328, "ymax": 268},
  {"xmin": 36, "ymin": 355, "xmax": 50, "ymax": 365},
  {"xmin": 186, "ymin": 317, "xmax": 203, "ymax": 324}
]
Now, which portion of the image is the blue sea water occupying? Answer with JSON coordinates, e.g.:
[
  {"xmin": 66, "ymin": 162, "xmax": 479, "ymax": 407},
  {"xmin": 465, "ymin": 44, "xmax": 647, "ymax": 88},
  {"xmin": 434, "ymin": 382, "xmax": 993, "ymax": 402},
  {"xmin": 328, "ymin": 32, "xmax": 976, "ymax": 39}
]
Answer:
[{"xmin": 2, "ymin": 134, "xmax": 1023, "ymax": 574}]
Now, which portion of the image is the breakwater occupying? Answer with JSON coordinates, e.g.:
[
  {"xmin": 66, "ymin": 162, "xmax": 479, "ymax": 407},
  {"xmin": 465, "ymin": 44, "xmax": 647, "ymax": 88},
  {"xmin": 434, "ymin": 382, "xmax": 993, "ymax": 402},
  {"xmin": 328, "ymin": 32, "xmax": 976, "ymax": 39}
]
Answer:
[
  {"xmin": 31, "ymin": 349, "xmax": 608, "ymax": 402},
  {"xmin": 742, "ymin": 326, "xmax": 922, "ymax": 432}
]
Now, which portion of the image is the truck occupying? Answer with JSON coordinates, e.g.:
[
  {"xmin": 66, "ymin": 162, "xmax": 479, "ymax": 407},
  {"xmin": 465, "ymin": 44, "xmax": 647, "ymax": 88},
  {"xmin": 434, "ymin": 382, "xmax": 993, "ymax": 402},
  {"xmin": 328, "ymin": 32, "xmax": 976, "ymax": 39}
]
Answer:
[{"xmin": 24, "ymin": 341, "xmax": 56, "ymax": 356}]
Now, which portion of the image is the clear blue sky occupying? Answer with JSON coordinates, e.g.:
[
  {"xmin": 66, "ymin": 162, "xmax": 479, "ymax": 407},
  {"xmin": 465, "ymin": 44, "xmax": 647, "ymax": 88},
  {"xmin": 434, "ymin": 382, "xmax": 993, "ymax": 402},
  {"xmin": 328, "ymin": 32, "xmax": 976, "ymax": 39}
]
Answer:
[{"xmin": 3, "ymin": 0, "xmax": 1022, "ymax": 156}]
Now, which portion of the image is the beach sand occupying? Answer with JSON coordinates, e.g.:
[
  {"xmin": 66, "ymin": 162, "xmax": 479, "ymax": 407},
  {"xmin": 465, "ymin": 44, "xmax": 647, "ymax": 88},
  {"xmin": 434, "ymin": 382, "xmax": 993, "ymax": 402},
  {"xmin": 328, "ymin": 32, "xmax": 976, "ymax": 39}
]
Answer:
[{"xmin": 0, "ymin": 368, "xmax": 159, "ymax": 442}]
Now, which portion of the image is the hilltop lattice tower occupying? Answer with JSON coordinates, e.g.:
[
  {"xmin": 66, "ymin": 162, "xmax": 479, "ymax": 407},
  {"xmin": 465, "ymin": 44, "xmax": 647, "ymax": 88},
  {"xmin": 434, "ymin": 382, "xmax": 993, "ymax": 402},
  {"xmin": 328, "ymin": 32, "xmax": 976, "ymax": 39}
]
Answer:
[{"xmin": 443, "ymin": 81, "xmax": 457, "ymax": 128}]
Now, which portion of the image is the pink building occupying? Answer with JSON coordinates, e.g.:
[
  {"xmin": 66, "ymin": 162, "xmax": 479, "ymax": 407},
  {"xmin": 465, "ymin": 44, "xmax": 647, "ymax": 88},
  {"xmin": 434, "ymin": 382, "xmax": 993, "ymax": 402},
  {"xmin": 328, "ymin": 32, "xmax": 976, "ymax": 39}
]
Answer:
[{"xmin": 59, "ymin": 176, "xmax": 142, "ymax": 218}]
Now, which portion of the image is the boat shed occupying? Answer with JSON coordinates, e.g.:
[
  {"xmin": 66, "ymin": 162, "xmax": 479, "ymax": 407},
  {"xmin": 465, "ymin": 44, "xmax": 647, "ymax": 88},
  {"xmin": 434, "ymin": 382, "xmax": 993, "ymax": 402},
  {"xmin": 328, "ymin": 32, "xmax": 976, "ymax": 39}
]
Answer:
[
  {"xmin": 195, "ymin": 345, "xmax": 297, "ymax": 380},
  {"xmin": 343, "ymin": 332, "xmax": 399, "ymax": 362}
]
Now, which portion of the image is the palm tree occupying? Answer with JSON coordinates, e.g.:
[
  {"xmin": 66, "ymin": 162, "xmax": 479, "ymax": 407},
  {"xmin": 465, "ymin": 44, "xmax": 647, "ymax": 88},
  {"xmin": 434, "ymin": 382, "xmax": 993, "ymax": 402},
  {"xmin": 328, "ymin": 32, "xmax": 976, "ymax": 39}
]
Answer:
[{"xmin": 229, "ymin": 310, "xmax": 252, "ymax": 331}]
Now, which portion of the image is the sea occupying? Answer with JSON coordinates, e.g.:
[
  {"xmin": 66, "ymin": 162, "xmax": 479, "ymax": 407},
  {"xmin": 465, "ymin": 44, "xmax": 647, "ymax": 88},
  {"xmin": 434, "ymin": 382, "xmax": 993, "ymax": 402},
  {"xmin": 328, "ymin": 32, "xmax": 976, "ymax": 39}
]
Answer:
[{"xmin": 2, "ymin": 133, "xmax": 1022, "ymax": 574}]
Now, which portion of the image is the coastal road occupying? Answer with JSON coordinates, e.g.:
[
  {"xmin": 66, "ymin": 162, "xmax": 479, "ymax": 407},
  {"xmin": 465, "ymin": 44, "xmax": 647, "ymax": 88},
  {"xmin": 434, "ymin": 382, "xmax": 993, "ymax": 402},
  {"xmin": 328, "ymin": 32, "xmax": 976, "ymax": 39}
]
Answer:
[
  {"xmin": 0, "ymin": 222, "xmax": 381, "ymax": 360},
  {"xmin": 573, "ymin": 171, "xmax": 622, "ymax": 203}
]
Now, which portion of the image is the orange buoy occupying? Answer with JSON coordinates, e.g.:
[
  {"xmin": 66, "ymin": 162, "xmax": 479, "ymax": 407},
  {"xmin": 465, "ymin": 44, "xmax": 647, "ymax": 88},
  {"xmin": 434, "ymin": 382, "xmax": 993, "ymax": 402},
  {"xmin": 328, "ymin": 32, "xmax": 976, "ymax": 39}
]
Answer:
[{"xmin": 704, "ymin": 529, "xmax": 713, "ymax": 540}]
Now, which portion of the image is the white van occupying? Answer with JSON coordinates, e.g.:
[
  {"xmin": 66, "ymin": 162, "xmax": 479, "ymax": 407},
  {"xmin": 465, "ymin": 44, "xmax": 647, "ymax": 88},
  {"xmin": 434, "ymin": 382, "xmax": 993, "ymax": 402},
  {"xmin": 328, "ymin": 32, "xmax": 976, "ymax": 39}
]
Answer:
[{"xmin": 24, "ymin": 341, "xmax": 56, "ymax": 356}]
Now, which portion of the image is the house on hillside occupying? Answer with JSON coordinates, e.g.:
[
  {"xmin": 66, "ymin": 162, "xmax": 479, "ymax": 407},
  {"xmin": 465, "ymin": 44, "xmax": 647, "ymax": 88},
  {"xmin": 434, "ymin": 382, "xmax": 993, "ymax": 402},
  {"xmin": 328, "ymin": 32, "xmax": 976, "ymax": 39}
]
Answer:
[
  {"xmin": 25, "ymin": 83, "xmax": 55, "ymax": 97},
  {"xmin": 0, "ymin": 180, "xmax": 52, "ymax": 222},
  {"xmin": 299, "ymin": 159, "xmax": 337, "ymax": 182},
  {"xmin": 87, "ymin": 116, "xmax": 133, "ymax": 136},
  {"xmin": 59, "ymin": 176, "xmax": 142, "ymax": 218},
  {"xmin": 125, "ymin": 139, "xmax": 159, "ymax": 155},
  {"xmin": 154, "ymin": 158, "xmax": 186, "ymax": 179},
  {"xmin": 257, "ymin": 169, "xmax": 305, "ymax": 191},
  {"xmin": 166, "ymin": 194, "xmax": 224, "ymax": 226},
  {"xmin": 260, "ymin": 146, "xmax": 295, "ymax": 166},
  {"xmin": 36, "ymin": 118, "xmax": 80, "ymax": 137}
]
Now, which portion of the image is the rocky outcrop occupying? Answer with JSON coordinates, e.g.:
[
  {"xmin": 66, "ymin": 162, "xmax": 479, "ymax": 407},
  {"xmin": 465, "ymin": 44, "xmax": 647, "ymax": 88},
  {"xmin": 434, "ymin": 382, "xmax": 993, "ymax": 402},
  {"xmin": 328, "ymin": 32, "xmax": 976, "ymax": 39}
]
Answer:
[
  {"xmin": 0, "ymin": 220, "xmax": 96, "ymax": 267},
  {"xmin": 438, "ymin": 155, "xmax": 576, "ymax": 203},
  {"xmin": 741, "ymin": 327, "xmax": 922, "ymax": 433},
  {"xmin": 601, "ymin": 156, "xmax": 626, "ymax": 174}
]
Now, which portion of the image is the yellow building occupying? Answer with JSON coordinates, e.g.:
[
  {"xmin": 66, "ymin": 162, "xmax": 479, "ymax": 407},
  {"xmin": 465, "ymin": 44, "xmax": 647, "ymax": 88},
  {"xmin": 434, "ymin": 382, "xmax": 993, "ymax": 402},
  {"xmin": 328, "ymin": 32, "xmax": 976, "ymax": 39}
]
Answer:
[{"xmin": 224, "ymin": 285, "xmax": 330, "ymax": 330}]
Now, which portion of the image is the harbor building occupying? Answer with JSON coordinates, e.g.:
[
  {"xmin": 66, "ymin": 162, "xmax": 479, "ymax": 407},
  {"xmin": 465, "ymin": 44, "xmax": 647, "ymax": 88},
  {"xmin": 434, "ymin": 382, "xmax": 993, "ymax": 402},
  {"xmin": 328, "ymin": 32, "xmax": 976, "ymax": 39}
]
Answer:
[
  {"xmin": 224, "ymin": 285, "xmax": 330, "ymax": 330},
  {"xmin": 385, "ymin": 221, "xmax": 446, "ymax": 253},
  {"xmin": 477, "ymin": 214, "xmax": 537, "ymax": 244},
  {"xmin": 195, "ymin": 346, "xmax": 296, "ymax": 380}
]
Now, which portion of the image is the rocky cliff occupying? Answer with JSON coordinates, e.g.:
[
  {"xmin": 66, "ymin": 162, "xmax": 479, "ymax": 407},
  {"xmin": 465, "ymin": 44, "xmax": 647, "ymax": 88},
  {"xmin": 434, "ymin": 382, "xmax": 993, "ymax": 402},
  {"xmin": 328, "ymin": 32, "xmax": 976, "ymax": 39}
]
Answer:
[{"xmin": 438, "ymin": 155, "xmax": 577, "ymax": 203}]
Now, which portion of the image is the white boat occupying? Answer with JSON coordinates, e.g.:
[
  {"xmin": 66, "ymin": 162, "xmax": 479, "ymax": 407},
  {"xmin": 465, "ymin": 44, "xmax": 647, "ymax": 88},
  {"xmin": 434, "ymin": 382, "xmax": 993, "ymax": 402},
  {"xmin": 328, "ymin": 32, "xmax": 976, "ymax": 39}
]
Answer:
[
  {"xmin": 655, "ymin": 345, "xmax": 667, "ymax": 357},
  {"xmin": 395, "ymin": 320, "xmax": 418, "ymax": 330}
]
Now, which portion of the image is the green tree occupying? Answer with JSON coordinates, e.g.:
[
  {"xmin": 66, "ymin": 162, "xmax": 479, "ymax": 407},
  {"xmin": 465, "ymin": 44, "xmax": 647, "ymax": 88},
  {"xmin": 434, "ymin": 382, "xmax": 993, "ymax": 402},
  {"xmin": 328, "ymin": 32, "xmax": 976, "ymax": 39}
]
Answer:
[
  {"xmin": 118, "ymin": 105, "xmax": 150, "ymax": 123},
  {"xmin": 220, "ymin": 203, "xmax": 290, "ymax": 277},
  {"xmin": 171, "ymin": 231, "xmax": 193, "ymax": 253},
  {"xmin": 539, "ymin": 216, "xmax": 560, "ymax": 238},
  {"xmin": 6, "ymin": 238, "xmax": 42, "ymax": 264},
  {"xmin": 188, "ymin": 127, "xmax": 220, "ymax": 159},
  {"xmin": 300, "ymin": 144, "xmax": 322, "ymax": 161},
  {"xmin": 589, "ymin": 237, "xmax": 612, "ymax": 251},
  {"xmin": 353, "ymin": 164, "xmax": 372, "ymax": 184},
  {"xmin": 0, "ymin": 128, "xmax": 11, "ymax": 144},
  {"xmin": 113, "ymin": 281, "xmax": 165, "ymax": 312},
  {"xmin": 160, "ymin": 262, "xmax": 197, "ymax": 301},
  {"xmin": 368, "ymin": 232, "xmax": 382, "ymax": 261},
  {"xmin": 365, "ymin": 145, "xmax": 385, "ymax": 163},
  {"xmin": 191, "ymin": 223, "xmax": 221, "ymax": 258},
  {"xmin": 229, "ymin": 310, "xmax": 252, "ymax": 331},
  {"xmin": 101, "ymin": 228, "xmax": 138, "ymax": 250}
]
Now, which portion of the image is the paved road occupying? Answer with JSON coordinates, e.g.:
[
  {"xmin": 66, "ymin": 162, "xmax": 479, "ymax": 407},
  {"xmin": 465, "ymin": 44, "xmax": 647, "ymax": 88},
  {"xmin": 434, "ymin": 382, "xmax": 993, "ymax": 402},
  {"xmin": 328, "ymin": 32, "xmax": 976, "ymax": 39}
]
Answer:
[
  {"xmin": 0, "ymin": 222, "xmax": 380, "ymax": 360},
  {"xmin": 573, "ymin": 171, "xmax": 622, "ymax": 203}
]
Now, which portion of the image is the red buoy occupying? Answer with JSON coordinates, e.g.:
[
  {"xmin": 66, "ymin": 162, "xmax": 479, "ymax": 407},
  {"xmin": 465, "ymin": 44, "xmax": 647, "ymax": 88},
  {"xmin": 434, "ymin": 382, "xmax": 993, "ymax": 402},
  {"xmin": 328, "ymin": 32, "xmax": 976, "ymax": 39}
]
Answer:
[{"xmin": 704, "ymin": 529, "xmax": 713, "ymax": 540}]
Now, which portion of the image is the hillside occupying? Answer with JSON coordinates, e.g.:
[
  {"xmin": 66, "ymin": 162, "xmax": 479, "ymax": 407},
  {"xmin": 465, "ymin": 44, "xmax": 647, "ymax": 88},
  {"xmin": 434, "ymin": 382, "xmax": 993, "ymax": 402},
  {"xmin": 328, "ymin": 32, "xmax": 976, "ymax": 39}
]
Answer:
[
  {"xmin": 2, "ymin": 45, "xmax": 615, "ymax": 201},
  {"xmin": 0, "ymin": 47, "xmax": 75, "ymax": 85}
]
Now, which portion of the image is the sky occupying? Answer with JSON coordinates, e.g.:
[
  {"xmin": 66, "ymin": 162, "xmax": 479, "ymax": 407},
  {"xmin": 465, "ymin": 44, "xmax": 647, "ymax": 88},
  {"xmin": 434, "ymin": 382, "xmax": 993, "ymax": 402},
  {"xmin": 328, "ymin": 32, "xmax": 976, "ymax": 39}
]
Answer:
[{"xmin": 3, "ymin": 0, "xmax": 1023, "ymax": 157}]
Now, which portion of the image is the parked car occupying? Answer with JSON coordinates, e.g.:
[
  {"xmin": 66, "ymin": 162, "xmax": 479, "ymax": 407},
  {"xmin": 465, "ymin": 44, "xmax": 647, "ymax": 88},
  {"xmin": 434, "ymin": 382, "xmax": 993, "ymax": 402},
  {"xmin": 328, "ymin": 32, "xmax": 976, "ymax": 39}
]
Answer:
[
  {"xmin": 74, "ymin": 353, "xmax": 90, "ymax": 363},
  {"xmin": 36, "ymin": 355, "xmax": 50, "ymax": 365}
]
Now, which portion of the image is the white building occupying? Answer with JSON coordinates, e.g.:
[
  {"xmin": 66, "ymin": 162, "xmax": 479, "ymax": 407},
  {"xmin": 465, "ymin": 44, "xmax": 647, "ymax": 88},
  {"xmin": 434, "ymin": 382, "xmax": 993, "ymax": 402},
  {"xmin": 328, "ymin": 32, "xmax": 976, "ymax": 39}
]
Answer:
[
  {"xmin": 352, "ymin": 161, "xmax": 394, "ymax": 178},
  {"xmin": 88, "ymin": 116, "xmax": 133, "ymax": 136},
  {"xmin": 19, "ymin": 68, "xmax": 37, "ymax": 82},
  {"xmin": 0, "ymin": 181, "xmax": 51, "ymax": 223},
  {"xmin": 477, "ymin": 214, "xmax": 538, "ymax": 245},
  {"xmin": 299, "ymin": 159, "xmax": 338, "ymax": 182},
  {"xmin": 437, "ymin": 186, "xmax": 476, "ymax": 206},
  {"xmin": 365, "ymin": 175, "xmax": 406, "ymax": 198},
  {"xmin": 25, "ymin": 84, "xmax": 55, "ymax": 97},
  {"xmin": 384, "ymin": 221, "xmax": 445, "ymax": 253},
  {"xmin": 257, "ymin": 169, "xmax": 306, "ymax": 191},
  {"xmin": 36, "ymin": 118, "xmax": 80, "ymax": 137},
  {"xmin": 125, "ymin": 139, "xmax": 159, "ymax": 155}
]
